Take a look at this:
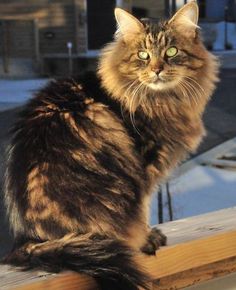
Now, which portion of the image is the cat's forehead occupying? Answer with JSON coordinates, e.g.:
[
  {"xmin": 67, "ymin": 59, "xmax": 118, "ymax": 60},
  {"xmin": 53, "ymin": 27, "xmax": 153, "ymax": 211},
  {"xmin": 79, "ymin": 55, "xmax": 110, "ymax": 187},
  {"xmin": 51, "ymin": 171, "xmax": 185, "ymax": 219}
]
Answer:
[{"xmin": 140, "ymin": 19, "xmax": 173, "ymax": 49}]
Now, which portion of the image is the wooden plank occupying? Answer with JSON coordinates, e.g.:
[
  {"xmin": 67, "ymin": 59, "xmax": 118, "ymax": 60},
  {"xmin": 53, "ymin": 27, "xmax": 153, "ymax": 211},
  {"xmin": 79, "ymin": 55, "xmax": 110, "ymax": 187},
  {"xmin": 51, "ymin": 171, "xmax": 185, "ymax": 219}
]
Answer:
[
  {"xmin": 185, "ymin": 272, "xmax": 236, "ymax": 290},
  {"xmin": 7, "ymin": 230, "xmax": 236, "ymax": 290},
  {"xmin": 153, "ymin": 257, "xmax": 236, "ymax": 290},
  {"xmin": 158, "ymin": 206, "xmax": 236, "ymax": 245},
  {"xmin": 137, "ymin": 230, "xmax": 236, "ymax": 279},
  {"xmin": 1, "ymin": 208, "xmax": 236, "ymax": 290},
  {"xmin": 9, "ymin": 256, "xmax": 236, "ymax": 290},
  {"xmin": 0, "ymin": 267, "xmax": 49, "ymax": 289},
  {"xmin": 13, "ymin": 273, "xmax": 98, "ymax": 290}
]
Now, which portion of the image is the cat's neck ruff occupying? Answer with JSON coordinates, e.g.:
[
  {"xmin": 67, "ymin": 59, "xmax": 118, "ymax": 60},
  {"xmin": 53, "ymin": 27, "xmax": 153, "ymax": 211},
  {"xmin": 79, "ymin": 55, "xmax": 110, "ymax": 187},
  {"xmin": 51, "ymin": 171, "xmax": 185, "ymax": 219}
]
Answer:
[{"xmin": 98, "ymin": 38, "xmax": 219, "ymax": 117}]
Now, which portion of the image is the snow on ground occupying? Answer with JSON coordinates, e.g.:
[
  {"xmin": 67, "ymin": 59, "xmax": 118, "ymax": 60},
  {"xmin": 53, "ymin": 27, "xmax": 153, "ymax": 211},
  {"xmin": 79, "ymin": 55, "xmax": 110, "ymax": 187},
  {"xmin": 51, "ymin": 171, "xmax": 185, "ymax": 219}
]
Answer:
[
  {"xmin": 0, "ymin": 79, "xmax": 49, "ymax": 109},
  {"xmin": 150, "ymin": 165, "xmax": 236, "ymax": 225}
]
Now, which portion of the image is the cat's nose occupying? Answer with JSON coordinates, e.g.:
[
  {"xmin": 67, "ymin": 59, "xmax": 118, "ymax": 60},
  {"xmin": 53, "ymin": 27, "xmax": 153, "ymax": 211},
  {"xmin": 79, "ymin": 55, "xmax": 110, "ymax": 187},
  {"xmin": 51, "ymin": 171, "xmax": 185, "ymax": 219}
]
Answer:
[{"xmin": 151, "ymin": 65, "xmax": 163, "ymax": 75}]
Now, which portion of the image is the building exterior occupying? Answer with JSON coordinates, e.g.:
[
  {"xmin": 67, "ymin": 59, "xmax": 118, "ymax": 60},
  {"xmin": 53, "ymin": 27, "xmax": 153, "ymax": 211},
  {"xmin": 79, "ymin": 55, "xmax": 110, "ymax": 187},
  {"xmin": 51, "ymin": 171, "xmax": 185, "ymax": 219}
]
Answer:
[
  {"xmin": 166, "ymin": 0, "xmax": 236, "ymax": 20},
  {"xmin": 4, "ymin": 1, "xmax": 234, "ymax": 77},
  {"xmin": 167, "ymin": 0, "xmax": 236, "ymax": 50},
  {"xmin": 0, "ymin": 0, "xmax": 165, "ymax": 77}
]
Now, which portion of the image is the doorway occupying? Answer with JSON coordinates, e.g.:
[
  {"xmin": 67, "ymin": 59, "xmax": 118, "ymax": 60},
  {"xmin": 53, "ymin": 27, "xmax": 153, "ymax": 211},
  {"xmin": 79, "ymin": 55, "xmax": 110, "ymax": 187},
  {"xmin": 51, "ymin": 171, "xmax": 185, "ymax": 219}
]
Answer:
[{"xmin": 87, "ymin": 0, "xmax": 116, "ymax": 51}]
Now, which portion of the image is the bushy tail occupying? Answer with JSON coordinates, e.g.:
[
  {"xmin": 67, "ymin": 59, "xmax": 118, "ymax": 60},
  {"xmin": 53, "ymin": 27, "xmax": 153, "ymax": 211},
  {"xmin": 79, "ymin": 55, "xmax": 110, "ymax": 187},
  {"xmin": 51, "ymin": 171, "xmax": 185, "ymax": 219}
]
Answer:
[{"xmin": 3, "ymin": 233, "xmax": 150, "ymax": 290}]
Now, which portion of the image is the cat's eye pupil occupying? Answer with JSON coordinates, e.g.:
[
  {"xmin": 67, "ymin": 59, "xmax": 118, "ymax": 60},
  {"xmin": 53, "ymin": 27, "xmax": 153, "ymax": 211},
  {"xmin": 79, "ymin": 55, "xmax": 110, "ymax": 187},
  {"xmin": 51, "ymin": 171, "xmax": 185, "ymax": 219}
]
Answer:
[
  {"xmin": 138, "ymin": 51, "xmax": 149, "ymax": 60},
  {"xmin": 166, "ymin": 47, "xmax": 178, "ymax": 57}
]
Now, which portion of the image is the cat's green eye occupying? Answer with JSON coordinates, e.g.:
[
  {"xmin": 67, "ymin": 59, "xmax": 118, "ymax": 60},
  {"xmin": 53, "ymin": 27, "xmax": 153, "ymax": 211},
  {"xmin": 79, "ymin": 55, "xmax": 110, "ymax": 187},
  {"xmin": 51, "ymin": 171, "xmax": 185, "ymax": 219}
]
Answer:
[
  {"xmin": 138, "ymin": 51, "xmax": 150, "ymax": 60},
  {"xmin": 166, "ymin": 47, "xmax": 178, "ymax": 57}
]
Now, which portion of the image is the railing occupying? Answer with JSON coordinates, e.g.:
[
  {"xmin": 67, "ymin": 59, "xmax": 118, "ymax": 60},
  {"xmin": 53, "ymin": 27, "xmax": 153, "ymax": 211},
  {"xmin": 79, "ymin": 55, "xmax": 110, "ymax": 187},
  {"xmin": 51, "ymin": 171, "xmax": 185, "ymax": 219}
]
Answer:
[{"xmin": 1, "ymin": 207, "xmax": 236, "ymax": 290}]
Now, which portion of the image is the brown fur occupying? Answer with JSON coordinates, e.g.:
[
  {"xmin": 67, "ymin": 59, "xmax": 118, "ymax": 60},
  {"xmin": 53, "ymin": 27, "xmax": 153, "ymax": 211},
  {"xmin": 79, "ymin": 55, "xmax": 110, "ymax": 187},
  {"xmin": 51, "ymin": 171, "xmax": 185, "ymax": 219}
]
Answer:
[{"xmin": 4, "ymin": 3, "xmax": 219, "ymax": 290}]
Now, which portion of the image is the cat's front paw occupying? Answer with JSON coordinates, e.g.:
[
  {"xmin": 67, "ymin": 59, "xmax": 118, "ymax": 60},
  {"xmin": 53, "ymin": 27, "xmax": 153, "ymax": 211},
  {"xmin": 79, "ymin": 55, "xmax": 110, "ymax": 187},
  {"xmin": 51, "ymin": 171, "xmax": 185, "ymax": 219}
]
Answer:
[{"xmin": 141, "ymin": 227, "xmax": 167, "ymax": 255}]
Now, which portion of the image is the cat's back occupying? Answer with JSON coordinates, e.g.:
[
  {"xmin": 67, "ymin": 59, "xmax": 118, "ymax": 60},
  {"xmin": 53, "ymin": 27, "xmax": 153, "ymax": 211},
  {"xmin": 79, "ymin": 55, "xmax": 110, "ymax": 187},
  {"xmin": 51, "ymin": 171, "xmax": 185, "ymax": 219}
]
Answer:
[
  {"xmin": 9, "ymin": 71, "xmax": 137, "ymax": 167},
  {"xmin": 16, "ymin": 72, "xmax": 106, "ymax": 123},
  {"xmin": 11, "ymin": 72, "xmax": 118, "ymax": 144},
  {"xmin": 5, "ymin": 72, "xmax": 145, "ymax": 239}
]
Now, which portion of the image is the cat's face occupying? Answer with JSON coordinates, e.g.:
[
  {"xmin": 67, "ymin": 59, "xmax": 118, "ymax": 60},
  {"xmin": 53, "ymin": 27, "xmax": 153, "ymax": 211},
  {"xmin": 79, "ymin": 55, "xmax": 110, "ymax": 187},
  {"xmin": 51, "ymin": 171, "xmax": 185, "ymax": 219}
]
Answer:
[
  {"xmin": 99, "ymin": 1, "xmax": 218, "ymax": 113},
  {"xmin": 114, "ymin": 2, "xmax": 204, "ymax": 93},
  {"xmin": 128, "ymin": 26, "xmax": 202, "ymax": 92}
]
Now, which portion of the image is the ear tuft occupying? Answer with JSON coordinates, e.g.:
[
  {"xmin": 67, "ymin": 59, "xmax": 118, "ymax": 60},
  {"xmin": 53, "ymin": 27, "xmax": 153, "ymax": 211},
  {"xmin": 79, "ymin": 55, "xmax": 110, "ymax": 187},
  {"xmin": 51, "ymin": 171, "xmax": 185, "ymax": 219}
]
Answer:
[
  {"xmin": 114, "ymin": 8, "xmax": 143, "ymax": 39},
  {"xmin": 169, "ymin": 1, "xmax": 199, "ymax": 37}
]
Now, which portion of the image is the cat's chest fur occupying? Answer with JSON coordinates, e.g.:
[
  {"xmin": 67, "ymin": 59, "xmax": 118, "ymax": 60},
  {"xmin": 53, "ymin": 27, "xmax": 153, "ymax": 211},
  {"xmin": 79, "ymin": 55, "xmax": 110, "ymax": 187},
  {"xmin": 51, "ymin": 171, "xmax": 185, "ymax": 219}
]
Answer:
[
  {"xmin": 122, "ymin": 102, "xmax": 204, "ymax": 177},
  {"xmin": 81, "ymin": 73, "xmax": 204, "ymax": 184}
]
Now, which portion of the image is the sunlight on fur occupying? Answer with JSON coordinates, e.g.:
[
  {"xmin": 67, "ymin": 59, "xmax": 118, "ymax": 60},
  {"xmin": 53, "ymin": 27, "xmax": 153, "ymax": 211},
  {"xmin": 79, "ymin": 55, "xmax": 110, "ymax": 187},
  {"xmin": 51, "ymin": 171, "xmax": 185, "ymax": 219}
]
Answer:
[
  {"xmin": 98, "ymin": 1, "xmax": 219, "ymax": 118},
  {"xmin": 4, "ymin": 2, "xmax": 219, "ymax": 290}
]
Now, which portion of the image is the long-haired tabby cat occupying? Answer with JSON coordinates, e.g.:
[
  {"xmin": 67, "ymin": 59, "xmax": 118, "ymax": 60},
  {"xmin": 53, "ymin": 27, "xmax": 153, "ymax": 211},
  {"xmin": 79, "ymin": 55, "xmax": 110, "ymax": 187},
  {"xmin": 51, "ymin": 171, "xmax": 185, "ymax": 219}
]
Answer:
[{"xmin": 3, "ymin": 2, "xmax": 218, "ymax": 289}]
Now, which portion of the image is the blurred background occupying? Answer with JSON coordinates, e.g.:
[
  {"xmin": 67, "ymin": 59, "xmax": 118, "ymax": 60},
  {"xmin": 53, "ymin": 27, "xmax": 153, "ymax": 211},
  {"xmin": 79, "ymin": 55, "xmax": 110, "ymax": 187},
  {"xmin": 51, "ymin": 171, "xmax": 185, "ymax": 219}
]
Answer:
[
  {"xmin": 0, "ymin": 0, "xmax": 235, "ymax": 257},
  {"xmin": 1, "ymin": 0, "xmax": 236, "ymax": 77}
]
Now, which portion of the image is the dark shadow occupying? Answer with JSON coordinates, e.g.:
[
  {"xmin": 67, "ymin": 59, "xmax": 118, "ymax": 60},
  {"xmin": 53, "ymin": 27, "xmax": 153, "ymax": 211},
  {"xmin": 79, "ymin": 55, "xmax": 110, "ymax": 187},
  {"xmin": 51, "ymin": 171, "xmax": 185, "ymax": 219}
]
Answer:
[{"xmin": 0, "ymin": 108, "xmax": 20, "ymax": 258}]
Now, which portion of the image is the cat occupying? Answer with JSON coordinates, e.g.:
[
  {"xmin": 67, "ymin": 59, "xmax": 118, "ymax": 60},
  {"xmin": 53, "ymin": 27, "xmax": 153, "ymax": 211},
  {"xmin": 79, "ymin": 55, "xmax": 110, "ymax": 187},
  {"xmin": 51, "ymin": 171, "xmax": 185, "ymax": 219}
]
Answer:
[{"xmin": 3, "ymin": 1, "xmax": 218, "ymax": 290}]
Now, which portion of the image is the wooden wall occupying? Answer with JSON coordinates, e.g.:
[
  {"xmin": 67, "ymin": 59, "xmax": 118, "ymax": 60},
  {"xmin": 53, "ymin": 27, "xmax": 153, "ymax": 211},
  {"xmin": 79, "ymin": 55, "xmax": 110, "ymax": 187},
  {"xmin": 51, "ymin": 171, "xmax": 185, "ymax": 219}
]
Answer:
[
  {"xmin": 2, "ymin": 20, "xmax": 35, "ymax": 58},
  {"xmin": 0, "ymin": 0, "xmax": 166, "ymax": 59},
  {"xmin": 0, "ymin": 0, "xmax": 166, "ymax": 75},
  {"xmin": 38, "ymin": 3, "xmax": 77, "ymax": 54},
  {"xmin": 75, "ymin": 0, "xmax": 87, "ymax": 53},
  {"xmin": 0, "ymin": 0, "xmax": 87, "ymax": 58}
]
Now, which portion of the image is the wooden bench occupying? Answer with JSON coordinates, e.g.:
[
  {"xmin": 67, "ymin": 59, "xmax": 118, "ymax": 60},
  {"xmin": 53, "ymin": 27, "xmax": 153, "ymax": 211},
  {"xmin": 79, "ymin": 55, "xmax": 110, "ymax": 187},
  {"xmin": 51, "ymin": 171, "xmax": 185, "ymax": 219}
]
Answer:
[{"xmin": 1, "ymin": 207, "xmax": 236, "ymax": 290}]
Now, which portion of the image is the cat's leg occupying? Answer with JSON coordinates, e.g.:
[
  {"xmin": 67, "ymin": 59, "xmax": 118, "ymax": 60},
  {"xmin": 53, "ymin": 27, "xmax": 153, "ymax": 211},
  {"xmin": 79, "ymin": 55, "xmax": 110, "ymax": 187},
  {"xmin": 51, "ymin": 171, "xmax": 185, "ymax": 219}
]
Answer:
[
  {"xmin": 125, "ymin": 218, "xmax": 166, "ymax": 255},
  {"xmin": 141, "ymin": 227, "xmax": 167, "ymax": 255},
  {"xmin": 124, "ymin": 202, "xmax": 167, "ymax": 255},
  {"xmin": 139, "ymin": 193, "xmax": 167, "ymax": 255}
]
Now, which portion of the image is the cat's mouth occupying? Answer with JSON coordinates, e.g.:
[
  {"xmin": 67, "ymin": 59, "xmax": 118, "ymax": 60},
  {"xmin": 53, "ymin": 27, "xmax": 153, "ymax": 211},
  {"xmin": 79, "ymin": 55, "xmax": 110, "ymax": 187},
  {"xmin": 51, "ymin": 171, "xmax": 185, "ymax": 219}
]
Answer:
[
  {"xmin": 146, "ymin": 81, "xmax": 168, "ymax": 91},
  {"xmin": 144, "ymin": 75, "xmax": 170, "ymax": 91},
  {"xmin": 143, "ymin": 74, "xmax": 179, "ymax": 91},
  {"xmin": 138, "ymin": 72, "xmax": 178, "ymax": 91},
  {"xmin": 153, "ymin": 76, "xmax": 168, "ymax": 84}
]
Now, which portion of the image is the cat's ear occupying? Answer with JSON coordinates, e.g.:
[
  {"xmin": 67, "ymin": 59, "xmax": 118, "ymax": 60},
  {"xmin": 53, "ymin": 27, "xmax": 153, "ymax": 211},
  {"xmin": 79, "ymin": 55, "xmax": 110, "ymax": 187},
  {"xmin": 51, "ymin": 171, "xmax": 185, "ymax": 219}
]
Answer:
[
  {"xmin": 114, "ymin": 8, "xmax": 144, "ymax": 40},
  {"xmin": 169, "ymin": 1, "xmax": 199, "ymax": 38}
]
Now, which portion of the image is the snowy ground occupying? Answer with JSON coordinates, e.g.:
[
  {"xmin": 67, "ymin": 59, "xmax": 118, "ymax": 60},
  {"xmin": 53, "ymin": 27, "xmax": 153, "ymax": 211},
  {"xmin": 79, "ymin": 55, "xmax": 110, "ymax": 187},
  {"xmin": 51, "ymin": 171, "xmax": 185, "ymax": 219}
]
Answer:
[
  {"xmin": 150, "ymin": 165, "xmax": 236, "ymax": 225},
  {"xmin": 0, "ymin": 78, "xmax": 235, "ymax": 226},
  {"xmin": 0, "ymin": 79, "xmax": 49, "ymax": 111}
]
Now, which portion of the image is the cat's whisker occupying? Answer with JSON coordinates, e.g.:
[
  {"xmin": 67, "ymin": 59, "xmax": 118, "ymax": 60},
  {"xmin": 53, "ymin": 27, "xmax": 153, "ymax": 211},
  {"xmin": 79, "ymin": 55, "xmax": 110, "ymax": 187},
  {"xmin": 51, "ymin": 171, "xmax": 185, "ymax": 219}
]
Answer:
[
  {"xmin": 130, "ymin": 80, "xmax": 148, "ymax": 132},
  {"xmin": 122, "ymin": 79, "xmax": 140, "ymax": 120},
  {"xmin": 122, "ymin": 79, "xmax": 138, "ymax": 94},
  {"xmin": 178, "ymin": 82, "xmax": 191, "ymax": 105},
  {"xmin": 181, "ymin": 81, "xmax": 199, "ymax": 106},
  {"xmin": 185, "ymin": 76, "xmax": 204, "ymax": 92},
  {"xmin": 128, "ymin": 81, "xmax": 144, "ymax": 134},
  {"xmin": 170, "ymin": 73, "xmax": 200, "ymax": 106},
  {"xmin": 179, "ymin": 80, "xmax": 198, "ymax": 106},
  {"xmin": 169, "ymin": 73, "xmax": 203, "ymax": 101},
  {"xmin": 141, "ymin": 85, "xmax": 149, "ymax": 109},
  {"xmin": 137, "ymin": 80, "xmax": 147, "ymax": 105},
  {"xmin": 183, "ymin": 79, "xmax": 201, "ymax": 106},
  {"xmin": 182, "ymin": 75, "xmax": 205, "ymax": 94},
  {"xmin": 120, "ymin": 80, "xmax": 136, "ymax": 120},
  {"xmin": 121, "ymin": 80, "xmax": 135, "ymax": 92}
]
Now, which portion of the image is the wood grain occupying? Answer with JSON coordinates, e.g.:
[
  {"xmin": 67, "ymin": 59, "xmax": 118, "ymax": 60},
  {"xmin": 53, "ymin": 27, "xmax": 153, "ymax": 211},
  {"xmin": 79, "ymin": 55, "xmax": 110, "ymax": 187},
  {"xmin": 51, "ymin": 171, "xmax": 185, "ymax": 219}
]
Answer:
[
  {"xmin": 13, "ymin": 273, "xmax": 98, "ymax": 290},
  {"xmin": 153, "ymin": 257, "xmax": 236, "ymax": 290},
  {"xmin": 137, "ymin": 230, "xmax": 236, "ymax": 279},
  {"xmin": 158, "ymin": 206, "xmax": 236, "ymax": 245},
  {"xmin": 1, "ymin": 207, "xmax": 236, "ymax": 290}
]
